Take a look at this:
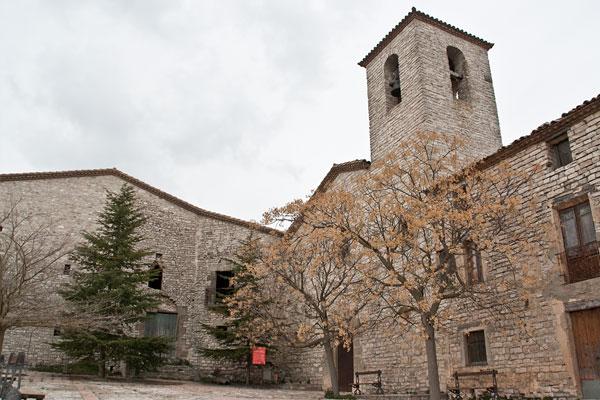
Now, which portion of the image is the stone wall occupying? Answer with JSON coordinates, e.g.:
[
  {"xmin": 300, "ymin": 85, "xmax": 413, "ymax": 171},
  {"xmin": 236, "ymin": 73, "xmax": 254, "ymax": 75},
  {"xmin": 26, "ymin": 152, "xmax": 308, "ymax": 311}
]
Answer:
[
  {"xmin": 0, "ymin": 173, "xmax": 275, "ymax": 379},
  {"xmin": 293, "ymin": 107, "xmax": 600, "ymax": 398}
]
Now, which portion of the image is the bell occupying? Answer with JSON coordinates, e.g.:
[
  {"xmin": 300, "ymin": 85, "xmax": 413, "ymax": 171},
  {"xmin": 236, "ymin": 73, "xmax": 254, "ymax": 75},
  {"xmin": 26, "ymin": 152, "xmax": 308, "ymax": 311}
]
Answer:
[{"xmin": 390, "ymin": 80, "xmax": 401, "ymax": 99}]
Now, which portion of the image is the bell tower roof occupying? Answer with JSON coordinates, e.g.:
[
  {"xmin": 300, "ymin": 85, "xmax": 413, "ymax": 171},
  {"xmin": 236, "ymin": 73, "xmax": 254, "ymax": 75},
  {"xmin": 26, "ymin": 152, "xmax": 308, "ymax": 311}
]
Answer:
[{"xmin": 358, "ymin": 7, "xmax": 494, "ymax": 68}]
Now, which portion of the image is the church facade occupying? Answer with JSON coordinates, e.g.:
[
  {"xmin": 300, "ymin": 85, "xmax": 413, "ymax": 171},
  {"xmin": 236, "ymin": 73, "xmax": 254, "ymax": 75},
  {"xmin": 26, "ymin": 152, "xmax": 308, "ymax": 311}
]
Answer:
[
  {"xmin": 279, "ymin": 8, "xmax": 600, "ymax": 400},
  {"xmin": 1, "ymin": 7, "xmax": 599, "ymax": 399}
]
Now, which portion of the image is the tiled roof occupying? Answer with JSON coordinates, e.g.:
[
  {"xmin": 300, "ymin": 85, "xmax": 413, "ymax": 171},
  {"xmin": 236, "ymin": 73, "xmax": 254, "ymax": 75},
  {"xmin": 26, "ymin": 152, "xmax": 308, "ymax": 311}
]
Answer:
[
  {"xmin": 287, "ymin": 159, "xmax": 371, "ymax": 234},
  {"xmin": 0, "ymin": 168, "xmax": 283, "ymax": 236},
  {"xmin": 359, "ymin": 7, "xmax": 493, "ymax": 68},
  {"xmin": 477, "ymin": 93, "xmax": 600, "ymax": 168}
]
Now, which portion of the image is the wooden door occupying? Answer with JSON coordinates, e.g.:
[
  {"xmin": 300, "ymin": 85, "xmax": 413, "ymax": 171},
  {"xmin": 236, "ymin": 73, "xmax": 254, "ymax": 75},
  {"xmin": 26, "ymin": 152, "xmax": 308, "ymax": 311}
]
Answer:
[
  {"xmin": 337, "ymin": 342, "xmax": 354, "ymax": 392},
  {"xmin": 571, "ymin": 307, "xmax": 600, "ymax": 399}
]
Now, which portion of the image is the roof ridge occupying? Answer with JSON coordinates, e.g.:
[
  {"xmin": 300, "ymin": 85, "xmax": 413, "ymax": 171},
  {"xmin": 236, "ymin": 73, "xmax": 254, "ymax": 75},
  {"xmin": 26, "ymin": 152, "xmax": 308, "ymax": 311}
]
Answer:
[
  {"xmin": 0, "ymin": 168, "xmax": 282, "ymax": 237},
  {"xmin": 359, "ymin": 7, "xmax": 493, "ymax": 67}
]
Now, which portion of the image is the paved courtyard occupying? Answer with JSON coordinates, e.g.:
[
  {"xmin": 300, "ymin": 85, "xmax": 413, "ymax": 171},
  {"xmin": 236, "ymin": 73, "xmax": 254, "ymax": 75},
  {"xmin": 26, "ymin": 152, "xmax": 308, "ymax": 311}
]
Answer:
[{"xmin": 19, "ymin": 373, "xmax": 322, "ymax": 400}]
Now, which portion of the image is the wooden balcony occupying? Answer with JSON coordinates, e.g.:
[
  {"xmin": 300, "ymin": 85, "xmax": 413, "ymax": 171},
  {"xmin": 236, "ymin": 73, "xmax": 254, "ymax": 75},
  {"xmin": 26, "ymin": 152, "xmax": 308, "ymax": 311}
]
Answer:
[{"xmin": 561, "ymin": 241, "xmax": 600, "ymax": 284}]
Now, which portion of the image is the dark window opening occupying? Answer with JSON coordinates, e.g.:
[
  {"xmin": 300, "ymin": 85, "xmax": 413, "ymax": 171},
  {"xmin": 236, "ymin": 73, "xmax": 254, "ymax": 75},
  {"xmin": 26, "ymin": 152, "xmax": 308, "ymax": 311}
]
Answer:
[
  {"xmin": 148, "ymin": 263, "xmax": 163, "ymax": 290},
  {"xmin": 447, "ymin": 46, "xmax": 468, "ymax": 100},
  {"xmin": 559, "ymin": 201, "xmax": 599, "ymax": 283},
  {"xmin": 144, "ymin": 312, "xmax": 177, "ymax": 338},
  {"xmin": 550, "ymin": 135, "xmax": 573, "ymax": 168},
  {"xmin": 53, "ymin": 327, "xmax": 61, "ymax": 336},
  {"xmin": 384, "ymin": 54, "xmax": 401, "ymax": 109},
  {"xmin": 465, "ymin": 330, "xmax": 487, "ymax": 365},
  {"xmin": 63, "ymin": 264, "xmax": 71, "ymax": 275},
  {"xmin": 465, "ymin": 242, "xmax": 484, "ymax": 285},
  {"xmin": 216, "ymin": 270, "xmax": 235, "ymax": 300}
]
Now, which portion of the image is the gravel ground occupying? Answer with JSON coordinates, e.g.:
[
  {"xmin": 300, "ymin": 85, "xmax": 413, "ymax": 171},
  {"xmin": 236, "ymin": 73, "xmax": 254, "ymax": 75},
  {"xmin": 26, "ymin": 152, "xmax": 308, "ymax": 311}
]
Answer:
[{"xmin": 18, "ymin": 373, "xmax": 323, "ymax": 400}]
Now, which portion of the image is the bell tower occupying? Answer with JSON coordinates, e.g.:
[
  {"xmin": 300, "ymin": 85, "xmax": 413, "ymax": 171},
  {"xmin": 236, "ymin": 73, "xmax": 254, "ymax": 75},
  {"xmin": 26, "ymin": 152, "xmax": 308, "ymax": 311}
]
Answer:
[{"xmin": 359, "ymin": 8, "xmax": 502, "ymax": 162}]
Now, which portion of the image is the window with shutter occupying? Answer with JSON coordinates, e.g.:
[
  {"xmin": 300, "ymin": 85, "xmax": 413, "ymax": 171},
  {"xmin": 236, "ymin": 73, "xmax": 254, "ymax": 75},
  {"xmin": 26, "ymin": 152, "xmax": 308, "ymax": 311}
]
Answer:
[
  {"xmin": 144, "ymin": 312, "xmax": 177, "ymax": 338},
  {"xmin": 559, "ymin": 201, "xmax": 599, "ymax": 283},
  {"xmin": 549, "ymin": 134, "xmax": 573, "ymax": 168}
]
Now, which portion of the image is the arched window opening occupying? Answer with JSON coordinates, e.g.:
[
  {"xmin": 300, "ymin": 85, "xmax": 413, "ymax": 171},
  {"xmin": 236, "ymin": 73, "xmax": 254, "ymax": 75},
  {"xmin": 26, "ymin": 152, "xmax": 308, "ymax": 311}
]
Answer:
[
  {"xmin": 149, "ymin": 253, "xmax": 163, "ymax": 290},
  {"xmin": 447, "ymin": 46, "xmax": 468, "ymax": 100},
  {"xmin": 384, "ymin": 54, "xmax": 401, "ymax": 109}
]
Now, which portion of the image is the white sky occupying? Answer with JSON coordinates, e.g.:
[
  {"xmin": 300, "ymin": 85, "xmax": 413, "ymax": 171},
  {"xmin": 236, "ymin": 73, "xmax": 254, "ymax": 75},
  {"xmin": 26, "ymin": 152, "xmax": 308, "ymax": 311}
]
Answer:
[{"xmin": 1, "ymin": 0, "xmax": 599, "ymax": 222}]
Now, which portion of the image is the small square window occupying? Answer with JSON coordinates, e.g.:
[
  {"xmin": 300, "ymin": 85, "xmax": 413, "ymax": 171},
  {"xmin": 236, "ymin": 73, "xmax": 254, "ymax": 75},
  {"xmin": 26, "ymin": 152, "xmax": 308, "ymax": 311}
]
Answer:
[
  {"xmin": 63, "ymin": 264, "xmax": 71, "ymax": 275},
  {"xmin": 550, "ymin": 135, "xmax": 573, "ymax": 168},
  {"xmin": 465, "ymin": 330, "xmax": 487, "ymax": 365},
  {"xmin": 53, "ymin": 327, "xmax": 61, "ymax": 336}
]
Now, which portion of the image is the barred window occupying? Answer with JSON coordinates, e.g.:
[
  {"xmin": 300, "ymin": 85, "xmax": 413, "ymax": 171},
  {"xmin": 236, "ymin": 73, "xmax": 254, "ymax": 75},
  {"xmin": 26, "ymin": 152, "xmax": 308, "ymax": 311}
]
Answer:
[{"xmin": 465, "ymin": 330, "xmax": 487, "ymax": 365}]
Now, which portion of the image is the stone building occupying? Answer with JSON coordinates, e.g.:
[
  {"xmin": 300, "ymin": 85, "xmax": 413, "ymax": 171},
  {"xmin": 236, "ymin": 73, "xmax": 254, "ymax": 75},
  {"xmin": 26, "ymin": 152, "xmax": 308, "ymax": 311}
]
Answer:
[
  {"xmin": 0, "ymin": 168, "xmax": 280, "ymax": 377},
  {"xmin": 280, "ymin": 7, "xmax": 600, "ymax": 400},
  {"xmin": 1, "ymin": 6, "xmax": 599, "ymax": 399}
]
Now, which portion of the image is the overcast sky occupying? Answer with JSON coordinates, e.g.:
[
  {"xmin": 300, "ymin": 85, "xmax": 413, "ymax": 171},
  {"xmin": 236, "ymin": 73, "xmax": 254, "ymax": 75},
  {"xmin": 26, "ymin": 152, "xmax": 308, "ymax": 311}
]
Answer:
[{"xmin": 1, "ymin": 1, "xmax": 599, "ymax": 222}]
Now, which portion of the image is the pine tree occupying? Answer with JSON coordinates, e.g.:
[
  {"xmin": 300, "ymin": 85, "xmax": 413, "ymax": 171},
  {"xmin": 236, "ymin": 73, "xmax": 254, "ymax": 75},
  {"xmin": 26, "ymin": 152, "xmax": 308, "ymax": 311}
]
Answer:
[
  {"xmin": 198, "ymin": 235, "xmax": 270, "ymax": 384},
  {"xmin": 55, "ymin": 184, "xmax": 171, "ymax": 378}
]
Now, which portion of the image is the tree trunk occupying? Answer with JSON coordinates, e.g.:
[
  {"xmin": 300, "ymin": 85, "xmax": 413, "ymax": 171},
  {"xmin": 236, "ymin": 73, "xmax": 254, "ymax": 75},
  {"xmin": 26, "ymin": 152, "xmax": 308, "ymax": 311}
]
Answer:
[
  {"xmin": 0, "ymin": 327, "xmax": 6, "ymax": 354},
  {"xmin": 323, "ymin": 333, "xmax": 339, "ymax": 396},
  {"xmin": 422, "ymin": 317, "xmax": 441, "ymax": 400},
  {"xmin": 98, "ymin": 349, "xmax": 106, "ymax": 378},
  {"xmin": 246, "ymin": 350, "xmax": 251, "ymax": 385}
]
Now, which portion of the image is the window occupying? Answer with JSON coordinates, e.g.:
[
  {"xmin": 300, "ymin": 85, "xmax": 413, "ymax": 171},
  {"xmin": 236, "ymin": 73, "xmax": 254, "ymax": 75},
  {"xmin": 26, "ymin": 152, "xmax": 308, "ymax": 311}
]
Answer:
[
  {"xmin": 464, "ymin": 242, "xmax": 484, "ymax": 285},
  {"xmin": 53, "ymin": 327, "xmax": 61, "ymax": 336},
  {"xmin": 63, "ymin": 264, "xmax": 71, "ymax": 275},
  {"xmin": 465, "ymin": 330, "xmax": 487, "ymax": 365},
  {"xmin": 384, "ymin": 54, "xmax": 401, "ymax": 109},
  {"xmin": 559, "ymin": 201, "xmax": 599, "ymax": 283},
  {"xmin": 144, "ymin": 312, "xmax": 177, "ymax": 338},
  {"xmin": 560, "ymin": 201, "xmax": 596, "ymax": 254},
  {"xmin": 205, "ymin": 270, "xmax": 235, "ymax": 306},
  {"xmin": 148, "ymin": 263, "xmax": 163, "ymax": 290},
  {"xmin": 550, "ymin": 134, "xmax": 573, "ymax": 168},
  {"xmin": 216, "ymin": 270, "xmax": 234, "ymax": 299},
  {"xmin": 447, "ymin": 46, "xmax": 468, "ymax": 100}
]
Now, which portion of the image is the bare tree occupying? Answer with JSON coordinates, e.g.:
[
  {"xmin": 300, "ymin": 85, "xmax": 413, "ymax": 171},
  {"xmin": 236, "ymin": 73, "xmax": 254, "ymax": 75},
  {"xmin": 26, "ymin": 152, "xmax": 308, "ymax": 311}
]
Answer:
[
  {"xmin": 230, "ymin": 231, "xmax": 374, "ymax": 396},
  {"xmin": 0, "ymin": 198, "xmax": 70, "ymax": 351},
  {"xmin": 265, "ymin": 132, "xmax": 539, "ymax": 399}
]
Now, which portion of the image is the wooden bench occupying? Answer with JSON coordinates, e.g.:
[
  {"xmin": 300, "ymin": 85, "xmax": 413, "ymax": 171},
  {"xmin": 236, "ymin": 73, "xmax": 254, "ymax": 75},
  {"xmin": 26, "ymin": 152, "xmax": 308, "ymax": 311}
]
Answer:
[
  {"xmin": 352, "ymin": 370, "xmax": 384, "ymax": 395},
  {"xmin": 449, "ymin": 369, "xmax": 498, "ymax": 399}
]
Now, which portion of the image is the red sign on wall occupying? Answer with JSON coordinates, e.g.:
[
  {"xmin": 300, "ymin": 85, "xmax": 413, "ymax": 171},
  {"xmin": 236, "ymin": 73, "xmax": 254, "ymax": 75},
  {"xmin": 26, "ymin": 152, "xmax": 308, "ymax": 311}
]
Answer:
[{"xmin": 251, "ymin": 346, "xmax": 266, "ymax": 365}]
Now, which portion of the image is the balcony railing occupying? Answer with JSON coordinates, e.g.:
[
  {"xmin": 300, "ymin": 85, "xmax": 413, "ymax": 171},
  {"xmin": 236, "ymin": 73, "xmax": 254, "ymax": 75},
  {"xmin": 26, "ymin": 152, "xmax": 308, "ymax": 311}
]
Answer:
[{"xmin": 560, "ymin": 241, "xmax": 600, "ymax": 284}]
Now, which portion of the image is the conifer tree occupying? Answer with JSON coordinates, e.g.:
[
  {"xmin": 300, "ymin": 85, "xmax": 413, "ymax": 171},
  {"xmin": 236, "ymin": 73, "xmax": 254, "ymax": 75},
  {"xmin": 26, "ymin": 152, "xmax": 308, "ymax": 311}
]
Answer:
[
  {"xmin": 55, "ymin": 184, "xmax": 171, "ymax": 378},
  {"xmin": 198, "ymin": 235, "xmax": 270, "ymax": 384}
]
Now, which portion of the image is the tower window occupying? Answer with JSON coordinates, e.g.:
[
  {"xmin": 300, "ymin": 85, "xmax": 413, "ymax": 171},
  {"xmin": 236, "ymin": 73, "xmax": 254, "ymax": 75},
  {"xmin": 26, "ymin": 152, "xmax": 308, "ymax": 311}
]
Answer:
[
  {"xmin": 384, "ymin": 54, "xmax": 401, "ymax": 109},
  {"xmin": 447, "ymin": 46, "xmax": 468, "ymax": 100},
  {"xmin": 63, "ymin": 264, "xmax": 71, "ymax": 275}
]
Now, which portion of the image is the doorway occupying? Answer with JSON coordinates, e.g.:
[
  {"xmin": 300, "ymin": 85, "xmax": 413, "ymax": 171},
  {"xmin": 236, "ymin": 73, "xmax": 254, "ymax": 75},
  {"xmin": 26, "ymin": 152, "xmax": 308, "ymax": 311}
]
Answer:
[
  {"xmin": 571, "ymin": 307, "xmax": 600, "ymax": 399},
  {"xmin": 337, "ymin": 341, "xmax": 354, "ymax": 392}
]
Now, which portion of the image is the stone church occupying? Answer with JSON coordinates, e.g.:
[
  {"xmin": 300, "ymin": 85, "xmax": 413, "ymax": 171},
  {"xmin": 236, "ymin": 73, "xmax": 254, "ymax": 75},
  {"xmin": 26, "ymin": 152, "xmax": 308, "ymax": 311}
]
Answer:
[{"xmin": 1, "ymin": 6, "xmax": 599, "ymax": 399}]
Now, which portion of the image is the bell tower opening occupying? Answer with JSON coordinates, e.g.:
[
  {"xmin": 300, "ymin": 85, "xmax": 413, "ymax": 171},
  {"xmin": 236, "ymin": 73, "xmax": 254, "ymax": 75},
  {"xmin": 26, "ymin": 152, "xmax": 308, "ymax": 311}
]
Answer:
[
  {"xmin": 447, "ymin": 46, "xmax": 468, "ymax": 100},
  {"xmin": 384, "ymin": 54, "xmax": 401, "ymax": 109}
]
